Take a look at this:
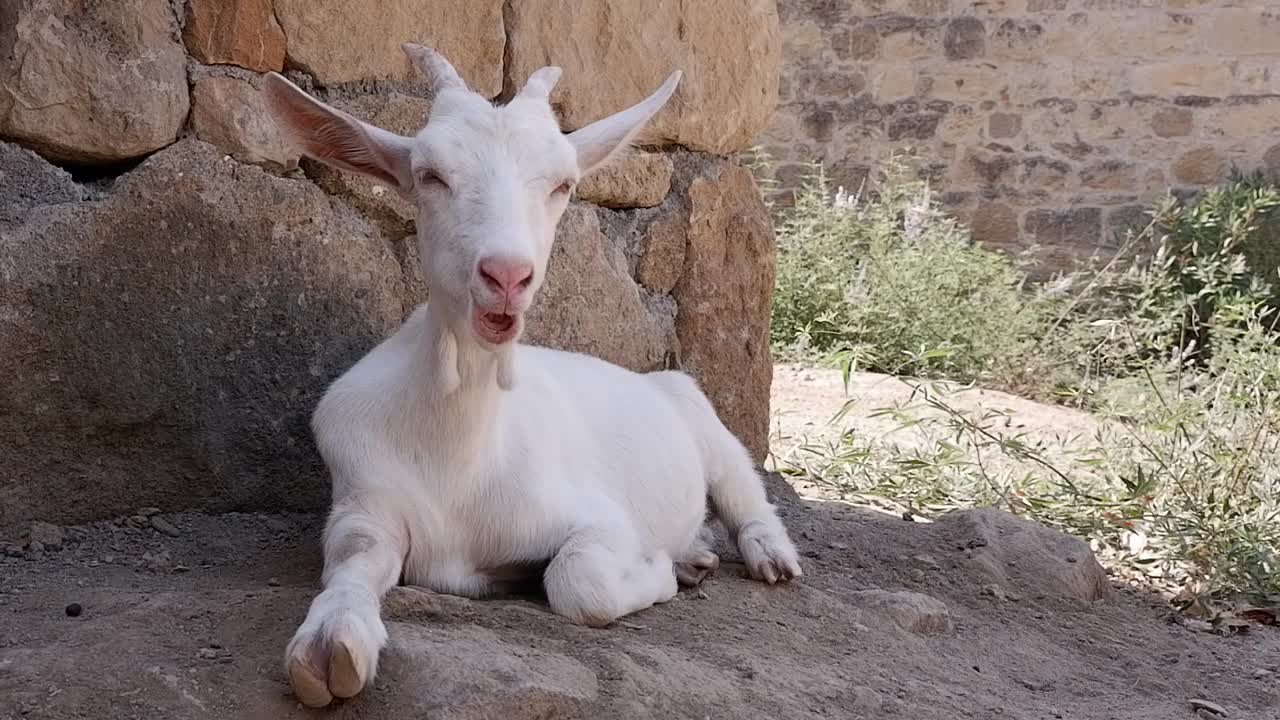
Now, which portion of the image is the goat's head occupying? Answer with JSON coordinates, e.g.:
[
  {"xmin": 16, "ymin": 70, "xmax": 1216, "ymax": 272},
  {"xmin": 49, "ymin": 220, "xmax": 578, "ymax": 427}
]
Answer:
[{"xmin": 262, "ymin": 44, "xmax": 681, "ymax": 350}]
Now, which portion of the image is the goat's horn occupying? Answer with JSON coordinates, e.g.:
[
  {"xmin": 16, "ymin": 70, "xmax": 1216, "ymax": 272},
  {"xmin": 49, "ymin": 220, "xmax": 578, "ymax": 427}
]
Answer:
[
  {"xmin": 517, "ymin": 66, "xmax": 562, "ymax": 100},
  {"xmin": 402, "ymin": 43, "xmax": 465, "ymax": 94}
]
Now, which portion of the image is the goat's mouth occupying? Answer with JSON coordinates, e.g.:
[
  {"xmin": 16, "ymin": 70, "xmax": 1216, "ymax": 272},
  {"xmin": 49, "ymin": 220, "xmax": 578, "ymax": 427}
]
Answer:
[{"xmin": 473, "ymin": 308, "xmax": 521, "ymax": 346}]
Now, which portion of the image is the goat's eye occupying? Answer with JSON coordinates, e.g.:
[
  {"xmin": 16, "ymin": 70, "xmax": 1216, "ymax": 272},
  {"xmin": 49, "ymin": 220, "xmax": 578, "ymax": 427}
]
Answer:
[
  {"xmin": 418, "ymin": 170, "xmax": 448, "ymax": 189},
  {"xmin": 552, "ymin": 180, "xmax": 574, "ymax": 197}
]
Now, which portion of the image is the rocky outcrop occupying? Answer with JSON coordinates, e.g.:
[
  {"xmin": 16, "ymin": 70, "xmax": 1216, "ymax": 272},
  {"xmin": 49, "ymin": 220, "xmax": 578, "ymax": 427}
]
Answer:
[
  {"xmin": 504, "ymin": 0, "xmax": 783, "ymax": 154},
  {"xmin": 273, "ymin": 0, "xmax": 505, "ymax": 94},
  {"xmin": 0, "ymin": 1, "xmax": 782, "ymax": 531},
  {"xmin": 183, "ymin": 0, "xmax": 287, "ymax": 73},
  {"xmin": 0, "ymin": 0, "xmax": 189, "ymax": 163}
]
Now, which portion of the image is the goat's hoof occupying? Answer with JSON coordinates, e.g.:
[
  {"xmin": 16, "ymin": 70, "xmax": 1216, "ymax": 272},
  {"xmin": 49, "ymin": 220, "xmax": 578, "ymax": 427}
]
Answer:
[
  {"xmin": 328, "ymin": 638, "xmax": 366, "ymax": 698},
  {"xmin": 738, "ymin": 525, "xmax": 803, "ymax": 586},
  {"xmin": 288, "ymin": 655, "xmax": 335, "ymax": 708},
  {"xmin": 674, "ymin": 551, "xmax": 719, "ymax": 587}
]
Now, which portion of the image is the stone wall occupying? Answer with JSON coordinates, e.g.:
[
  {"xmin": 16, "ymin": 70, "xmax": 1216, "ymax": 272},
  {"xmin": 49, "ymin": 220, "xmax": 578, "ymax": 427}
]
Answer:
[
  {"xmin": 762, "ymin": 0, "xmax": 1280, "ymax": 273},
  {"xmin": 0, "ymin": 0, "xmax": 781, "ymax": 530}
]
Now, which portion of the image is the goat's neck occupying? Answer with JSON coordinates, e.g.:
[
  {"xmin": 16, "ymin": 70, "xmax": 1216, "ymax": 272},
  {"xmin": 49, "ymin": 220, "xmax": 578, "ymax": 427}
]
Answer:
[{"xmin": 406, "ymin": 301, "xmax": 513, "ymax": 465}]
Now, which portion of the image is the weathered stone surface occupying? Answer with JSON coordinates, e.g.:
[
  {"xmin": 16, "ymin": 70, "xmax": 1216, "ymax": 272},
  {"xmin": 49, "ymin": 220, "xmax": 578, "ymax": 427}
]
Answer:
[
  {"xmin": 1105, "ymin": 205, "xmax": 1151, "ymax": 243},
  {"xmin": 1151, "ymin": 107, "xmax": 1193, "ymax": 138},
  {"xmin": 1023, "ymin": 207, "xmax": 1102, "ymax": 249},
  {"xmin": 970, "ymin": 201, "xmax": 1020, "ymax": 248},
  {"xmin": 0, "ymin": 142, "xmax": 82, "ymax": 224},
  {"xmin": 0, "ymin": 0, "xmax": 189, "ymax": 163},
  {"xmin": 0, "ymin": 139, "xmax": 412, "ymax": 528},
  {"xmin": 576, "ymin": 152, "xmax": 675, "ymax": 209},
  {"xmin": 504, "ymin": 0, "xmax": 782, "ymax": 154},
  {"xmin": 183, "ymin": 0, "xmax": 287, "ymax": 72},
  {"xmin": 273, "ymin": 0, "xmax": 504, "ymax": 94},
  {"xmin": 1171, "ymin": 147, "xmax": 1226, "ymax": 184},
  {"xmin": 192, "ymin": 76, "xmax": 299, "ymax": 170},
  {"xmin": 1265, "ymin": 143, "xmax": 1280, "ymax": 174},
  {"xmin": 524, "ymin": 204, "xmax": 675, "ymax": 372},
  {"xmin": 988, "ymin": 112, "xmax": 1022, "ymax": 139},
  {"xmin": 635, "ymin": 216, "xmax": 688, "ymax": 294},
  {"xmin": 942, "ymin": 507, "xmax": 1110, "ymax": 603},
  {"xmin": 763, "ymin": 0, "xmax": 1280, "ymax": 276},
  {"xmin": 943, "ymin": 17, "xmax": 986, "ymax": 60},
  {"xmin": 1080, "ymin": 160, "xmax": 1138, "ymax": 191},
  {"xmin": 673, "ymin": 162, "xmax": 776, "ymax": 464}
]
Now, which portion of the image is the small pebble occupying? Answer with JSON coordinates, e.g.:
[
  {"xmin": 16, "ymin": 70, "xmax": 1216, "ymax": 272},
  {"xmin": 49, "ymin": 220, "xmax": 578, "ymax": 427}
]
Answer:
[
  {"xmin": 696, "ymin": 589, "xmax": 709, "ymax": 600},
  {"xmin": 65, "ymin": 603, "xmax": 82, "ymax": 618},
  {"xmin": 1254, "ymin": 669, "xmax": 1272, "ymax": 679},
  {"xmin": 137, "ymin": 507, "xmax": 161, "ymax": 517},
  {"xmin": 827, "ymin": 542, "xmax": 848, "ymax": 551},
  {"xmin": 150, "ymin": 516, "xmax": 181, "ymax": 537},
  {"xmin": 982, "ymin": 584, "xmax": 1008, "ymax": 601},
  {"xmin": 267, "ymin": 578, "xmax": 281, "ymax": 587},
  {"xmin": 28, "ymin": 541, "xmax": 44, "ymax": 554},
  {"xmin": 1189, "ymin": 698, "xmax": 1227, "ymax": 717}
]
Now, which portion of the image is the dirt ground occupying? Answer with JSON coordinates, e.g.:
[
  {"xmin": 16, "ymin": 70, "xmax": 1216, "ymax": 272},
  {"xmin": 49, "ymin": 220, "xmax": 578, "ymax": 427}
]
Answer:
[{"xmin": 1, "ymin": 367, "xmax": 1278, "ymax": 719}]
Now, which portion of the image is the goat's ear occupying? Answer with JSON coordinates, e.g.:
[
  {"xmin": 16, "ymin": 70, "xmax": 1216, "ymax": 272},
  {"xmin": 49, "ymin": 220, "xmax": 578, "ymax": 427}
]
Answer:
[
  {"xmin": 567, "ymin": 70, "xmax": 682, "ymax": 176},
  {"xmin": 261, "ymin": 72, "xmax": 414, "ymax": 191}
]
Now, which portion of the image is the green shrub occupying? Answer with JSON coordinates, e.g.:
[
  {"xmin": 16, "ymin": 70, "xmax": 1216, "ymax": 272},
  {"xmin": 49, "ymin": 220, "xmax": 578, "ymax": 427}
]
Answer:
[
  {"xmin": 772, "ymin": 158, "xmax": 1047, "ymax": 381},
  {"xmin": 771, "ymin": 156, "xmax": 1280, "ymax": 610}
]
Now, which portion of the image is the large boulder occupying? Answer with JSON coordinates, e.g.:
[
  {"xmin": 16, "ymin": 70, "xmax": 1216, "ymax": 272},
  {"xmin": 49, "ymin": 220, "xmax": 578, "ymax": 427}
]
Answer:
[
  {"xmin": 273, "ymin": 0, "xmax": 505, "ymax": 95},
  {"xmin": 0, "ymin": 139, "xmax": 411, "ymax": 529},
  {"xmin": 0, "ymin": 0, "xmax": 189, "ymax": 163},
  {"xmin": 504, "ymin": 0, "xmax": 782, "ymax": 154},
  {"xmin": 183, "ymin": 0, "xmax": 287, "ymax": 73}
]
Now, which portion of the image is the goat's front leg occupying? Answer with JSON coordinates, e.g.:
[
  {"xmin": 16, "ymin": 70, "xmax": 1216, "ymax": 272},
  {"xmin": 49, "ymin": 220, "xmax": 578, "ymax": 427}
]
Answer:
[
  {"xmin": 544, "ymin": 522, "xmax": 678, "ymax": 628},
  {"xmin": 285, "ymin": 503, "xmax": 405, "ymax": 708}
]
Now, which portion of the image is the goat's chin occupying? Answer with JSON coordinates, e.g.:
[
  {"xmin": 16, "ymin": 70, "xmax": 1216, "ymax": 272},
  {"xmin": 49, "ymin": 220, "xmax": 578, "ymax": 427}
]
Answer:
[{"xmin": 472, "ymin": 308, "xmax": 523, "ymax": 348}]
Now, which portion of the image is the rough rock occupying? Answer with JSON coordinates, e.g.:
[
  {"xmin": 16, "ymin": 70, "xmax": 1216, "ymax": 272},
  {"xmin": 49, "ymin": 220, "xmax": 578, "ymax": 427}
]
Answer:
[
  {"xmin": 634, "ymin": 215, "xmax": 688, "ymax": 293},
  {"xmin": 940, "ymin": 507, "xmax": 1111, "ymax": 603},
  {"xmin": 183, "ymin": 0, "xmax": 287, "ymax": 72},
  {"xmin": 0, "ymin": 139, "xmax": 411, "ymax": 528},
  {"xmin": 0, "ymin": 0, "xmax": 189, "ymax": 163},
  {"xmin": 852, "ymin": 589, "xmax": 952, "ymax": 635},
  {"xmin": 672, "ymin": 162, "xmax": 776, "ymax": 464},
  {"xmin": 576, "ymin": 152, "xmax": 675, "ymax": 209},
  {"xmin": 273, "ymin": 0, "xmax": 504, "ymax": 94},
  {"xmin": 191, "ymin": 75, "xmax": 300, "ymax": 170},
  {"xmin": 0, "ymin": 142, "xmax": 82, "ymax": 223},
  {"xmin": 523, "ymin": 204, "xmax": 675, "ymax": 372},
  {"xmin": 27, "ymin": 521, "xmax": 63, "ymax": 551},
  {"xmin": 1172, "ymin": 147, "xmax": 1227, "ymax": 185},
  {"xmin": 504, "ymin": 0, "xmax": 782, "ymax": 154}
]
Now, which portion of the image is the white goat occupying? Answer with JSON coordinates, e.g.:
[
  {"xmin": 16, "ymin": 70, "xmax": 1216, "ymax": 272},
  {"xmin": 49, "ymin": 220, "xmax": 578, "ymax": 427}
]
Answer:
[{"xmin": 262, "ymin": 44, "xmax": 802, "ymax": 708}]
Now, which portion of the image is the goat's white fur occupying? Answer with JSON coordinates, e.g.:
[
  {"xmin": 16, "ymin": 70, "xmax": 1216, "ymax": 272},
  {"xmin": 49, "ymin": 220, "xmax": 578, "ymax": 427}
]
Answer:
[{"xmin": 262, "ymin": 44, "xmax": 802, "ymax": 708}]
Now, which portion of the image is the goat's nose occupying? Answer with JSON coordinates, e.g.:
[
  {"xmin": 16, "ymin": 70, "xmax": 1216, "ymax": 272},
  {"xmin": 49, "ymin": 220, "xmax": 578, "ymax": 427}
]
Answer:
[{"xmin": 478, "ymin": 256, "xmax": 535, "ymax": 300}]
